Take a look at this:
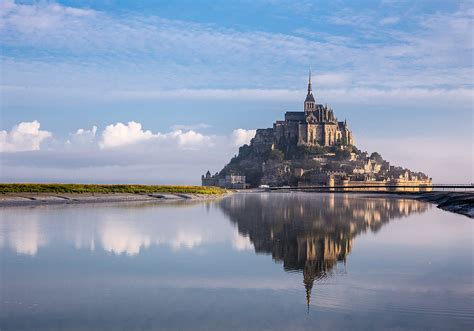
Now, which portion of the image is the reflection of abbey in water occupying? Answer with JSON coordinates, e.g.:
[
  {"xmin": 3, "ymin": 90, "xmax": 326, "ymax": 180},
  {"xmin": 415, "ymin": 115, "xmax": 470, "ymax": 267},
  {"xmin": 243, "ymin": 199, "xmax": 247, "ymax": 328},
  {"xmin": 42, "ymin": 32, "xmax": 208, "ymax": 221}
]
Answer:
[{"xmin": 219, "ymin": 193, "xmax": 429, "ymax": 310}]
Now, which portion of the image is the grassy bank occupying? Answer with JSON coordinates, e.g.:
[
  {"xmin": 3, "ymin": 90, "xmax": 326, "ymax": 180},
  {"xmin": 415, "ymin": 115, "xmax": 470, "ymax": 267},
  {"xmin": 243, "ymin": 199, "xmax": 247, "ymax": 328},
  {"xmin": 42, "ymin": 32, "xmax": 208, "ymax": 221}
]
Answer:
[{"xmin": 0, "ymin": 184, "xmax": 226, "ymax": 195}]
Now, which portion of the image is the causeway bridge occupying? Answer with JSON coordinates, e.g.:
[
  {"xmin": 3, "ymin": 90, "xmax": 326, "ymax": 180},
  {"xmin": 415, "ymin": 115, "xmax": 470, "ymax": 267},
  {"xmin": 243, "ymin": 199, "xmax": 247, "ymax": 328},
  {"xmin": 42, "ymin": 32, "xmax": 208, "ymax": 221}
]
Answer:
[{"xmin": 267, "ymin": 184, "xmax": 474, "ymax": 193}]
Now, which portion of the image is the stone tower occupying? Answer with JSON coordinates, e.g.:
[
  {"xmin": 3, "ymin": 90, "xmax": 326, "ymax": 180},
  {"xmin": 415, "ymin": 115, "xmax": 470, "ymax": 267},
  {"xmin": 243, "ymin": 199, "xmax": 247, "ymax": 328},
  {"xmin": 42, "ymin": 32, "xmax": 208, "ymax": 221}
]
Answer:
[{"xmin": 304, "ymin": 70, "xmax": 315, "ymax": 112}]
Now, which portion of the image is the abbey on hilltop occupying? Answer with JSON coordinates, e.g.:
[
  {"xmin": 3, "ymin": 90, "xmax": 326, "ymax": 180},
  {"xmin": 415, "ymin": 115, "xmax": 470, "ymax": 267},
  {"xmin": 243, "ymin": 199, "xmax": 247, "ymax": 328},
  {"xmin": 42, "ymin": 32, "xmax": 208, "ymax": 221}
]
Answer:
[
  {"xmin": 202, "ymin": 73, "xmax": 431, "ymax": 189},
  {"xmin": 274, "ymin": 71, "xmax": 354, "ymax": 149}
]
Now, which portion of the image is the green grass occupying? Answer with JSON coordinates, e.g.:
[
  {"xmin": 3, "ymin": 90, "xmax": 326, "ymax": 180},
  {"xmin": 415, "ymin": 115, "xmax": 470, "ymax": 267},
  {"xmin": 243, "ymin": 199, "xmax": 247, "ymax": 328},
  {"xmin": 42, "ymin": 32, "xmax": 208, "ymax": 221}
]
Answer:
[{"xmin": 0, "ymin": 183, "xmax": 227, "ymax": 195}]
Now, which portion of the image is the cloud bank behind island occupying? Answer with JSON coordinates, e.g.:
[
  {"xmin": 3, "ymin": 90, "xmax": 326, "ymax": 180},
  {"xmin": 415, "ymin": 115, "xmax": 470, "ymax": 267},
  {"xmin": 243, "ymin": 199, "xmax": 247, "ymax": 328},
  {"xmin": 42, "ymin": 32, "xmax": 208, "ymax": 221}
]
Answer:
[
  {"xmin": 0, "ymin": 120, "xmax": 257, "ymax": 184},
  {"xmin": 0, "ymin": 120, "xmax": 471, "ymax": 184}
]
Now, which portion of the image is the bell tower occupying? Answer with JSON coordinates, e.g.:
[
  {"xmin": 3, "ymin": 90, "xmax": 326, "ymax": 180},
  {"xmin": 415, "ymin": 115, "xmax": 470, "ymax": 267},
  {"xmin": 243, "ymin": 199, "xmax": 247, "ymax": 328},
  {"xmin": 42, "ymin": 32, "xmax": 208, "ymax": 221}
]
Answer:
[{"xmin": 304, "ymin": 70, "xmax": 315, "ymax": 113}]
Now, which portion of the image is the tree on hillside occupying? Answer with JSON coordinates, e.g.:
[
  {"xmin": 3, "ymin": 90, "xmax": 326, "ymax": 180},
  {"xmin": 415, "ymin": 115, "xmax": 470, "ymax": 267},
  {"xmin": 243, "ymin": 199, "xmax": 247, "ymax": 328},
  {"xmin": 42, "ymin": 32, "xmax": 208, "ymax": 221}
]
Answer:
[{"xmin": 370, "ymin": 152, "xmax": 383, "ymax": 163}]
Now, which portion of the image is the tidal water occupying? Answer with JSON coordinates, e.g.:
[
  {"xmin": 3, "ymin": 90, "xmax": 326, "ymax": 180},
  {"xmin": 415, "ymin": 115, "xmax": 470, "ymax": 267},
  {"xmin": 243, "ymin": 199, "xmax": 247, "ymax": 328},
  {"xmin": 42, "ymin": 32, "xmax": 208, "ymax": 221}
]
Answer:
[{"xmin": 0, "ymin": 193, "xmax": 472, "ymax": 331}]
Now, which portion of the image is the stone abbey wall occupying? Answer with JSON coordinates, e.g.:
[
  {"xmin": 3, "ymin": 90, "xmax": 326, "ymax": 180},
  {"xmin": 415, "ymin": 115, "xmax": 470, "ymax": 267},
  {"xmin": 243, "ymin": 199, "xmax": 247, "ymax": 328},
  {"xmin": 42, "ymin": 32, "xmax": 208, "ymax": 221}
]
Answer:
[{"xmin": 262, "ymin": 74, "xmax": 355, "ymax": 149}]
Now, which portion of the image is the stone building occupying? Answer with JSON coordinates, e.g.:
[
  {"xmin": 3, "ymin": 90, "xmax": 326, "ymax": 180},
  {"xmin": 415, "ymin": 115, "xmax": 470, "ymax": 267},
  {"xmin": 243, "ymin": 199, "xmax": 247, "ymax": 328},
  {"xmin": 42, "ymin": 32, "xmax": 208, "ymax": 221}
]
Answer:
[
  {"xmin": 201, "ymin": 171, "xmax": 248, "ymax": 189},
  {"xmin": 272, "ymin": 72, "xmax": 354, "ymax": 149},
  {"xmin": 201, "ymin": 170, "xmax": 219, "ymax": 186}
]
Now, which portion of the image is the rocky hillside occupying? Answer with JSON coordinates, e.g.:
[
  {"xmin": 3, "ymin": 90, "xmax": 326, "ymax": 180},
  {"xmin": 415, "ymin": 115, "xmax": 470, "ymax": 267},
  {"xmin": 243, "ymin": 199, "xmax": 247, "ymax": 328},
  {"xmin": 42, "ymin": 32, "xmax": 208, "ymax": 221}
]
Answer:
[{"xmin": 219, "ymin": 133, "xmax": 429, "ymax": 188}]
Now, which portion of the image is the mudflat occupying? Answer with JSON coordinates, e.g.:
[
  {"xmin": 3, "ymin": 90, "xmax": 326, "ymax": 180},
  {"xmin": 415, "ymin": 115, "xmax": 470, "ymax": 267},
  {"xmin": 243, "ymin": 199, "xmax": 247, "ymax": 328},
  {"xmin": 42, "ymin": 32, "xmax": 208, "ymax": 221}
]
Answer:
[{"xmin": 0, "ymin": 192, "xmax": 227, "ymax": 207}]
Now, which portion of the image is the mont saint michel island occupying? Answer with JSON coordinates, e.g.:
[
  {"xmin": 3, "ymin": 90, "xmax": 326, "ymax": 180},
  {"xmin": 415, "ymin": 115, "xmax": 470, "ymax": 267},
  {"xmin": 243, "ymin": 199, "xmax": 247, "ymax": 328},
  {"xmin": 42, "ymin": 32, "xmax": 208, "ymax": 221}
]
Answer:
[
  {"xmin": 203, "ymin": 73, "xmax": 432, "ymax": 190},
  {"xmin": 1, "ymin": 1, "xmax": 473, "ymax": 330}
]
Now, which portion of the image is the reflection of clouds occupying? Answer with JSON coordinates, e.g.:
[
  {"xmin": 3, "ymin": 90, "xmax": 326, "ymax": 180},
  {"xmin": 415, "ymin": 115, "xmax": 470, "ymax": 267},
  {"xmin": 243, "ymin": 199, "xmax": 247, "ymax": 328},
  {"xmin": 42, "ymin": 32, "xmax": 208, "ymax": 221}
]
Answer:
[
  {"xmin": 10, "ymin": 230, "xmax": 44, "ymax": 255},
  {"xmin": 232, "ymin": 233, "xmax": 254, "ymax": 251},
  {"xmin": 74, "ymin": 222, "xmax": 96, "ymax": 252},
  {"xmin": 0, "ymin": 202, "xmax": 250, "ymax": 256},
  {"xmin": 0, "ymin": 222, "xmax": 4, "ymax": 249},
  {"xmin": 98, "ymin": 217, "xmax": 207, "ymax": 255},
  {"xmin": 0, "ymin": 211, "xmax": 47, "ymax": 256},
  {"xmin": 96, "ymin": 205, "xmax": 243, "ymax": 256},
  {"xmin": 75, "ymin": 237, "xmax": 95, "ymax": 252},
  {"xmin": 101, "ymin": 220, "xmax": 151, "ymax": 256},
  {"xmin": 170, "ymin": 231, "xmax": 203, "ymax": 250},
  {"xmin": 100, "ymin": 225, "xmax": 206, "ymax": 255}
]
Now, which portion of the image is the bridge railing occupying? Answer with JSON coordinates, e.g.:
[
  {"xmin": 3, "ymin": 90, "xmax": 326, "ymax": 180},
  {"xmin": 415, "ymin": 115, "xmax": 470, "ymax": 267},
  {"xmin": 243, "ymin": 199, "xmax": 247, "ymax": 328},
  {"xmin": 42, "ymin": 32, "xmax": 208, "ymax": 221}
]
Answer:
[{"xmin": 268, "ymin": 184, "xmax": 474, "ymax": 192}]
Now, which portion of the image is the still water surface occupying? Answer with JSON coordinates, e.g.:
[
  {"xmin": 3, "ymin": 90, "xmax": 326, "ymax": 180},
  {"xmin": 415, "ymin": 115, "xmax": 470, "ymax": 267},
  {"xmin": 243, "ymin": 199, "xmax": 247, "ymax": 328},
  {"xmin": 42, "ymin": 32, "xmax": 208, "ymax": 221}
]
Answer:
[{"xmin": 0, "ymin": 193, "xmax": 473, "ymax": 330}]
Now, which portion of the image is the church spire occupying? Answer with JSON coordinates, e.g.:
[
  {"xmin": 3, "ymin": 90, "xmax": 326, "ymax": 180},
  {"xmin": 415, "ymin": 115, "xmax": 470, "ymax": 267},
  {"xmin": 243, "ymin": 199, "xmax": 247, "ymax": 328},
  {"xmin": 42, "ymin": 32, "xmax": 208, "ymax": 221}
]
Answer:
[
  {"xmin": 308, "ymin": 69, "xmax": 312, "ymax": 94},
  {"xmin": 304, "ymin": 69, "xmax": 315, "ymax": 108}
]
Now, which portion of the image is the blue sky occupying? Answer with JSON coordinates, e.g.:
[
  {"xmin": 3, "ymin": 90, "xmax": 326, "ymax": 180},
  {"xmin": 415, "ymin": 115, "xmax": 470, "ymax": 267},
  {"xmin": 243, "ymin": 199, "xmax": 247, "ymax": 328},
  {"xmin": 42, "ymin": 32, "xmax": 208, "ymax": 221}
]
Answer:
[{"xmin": 0, "ymin": 0, "xmax": 472, "ymax": 183}]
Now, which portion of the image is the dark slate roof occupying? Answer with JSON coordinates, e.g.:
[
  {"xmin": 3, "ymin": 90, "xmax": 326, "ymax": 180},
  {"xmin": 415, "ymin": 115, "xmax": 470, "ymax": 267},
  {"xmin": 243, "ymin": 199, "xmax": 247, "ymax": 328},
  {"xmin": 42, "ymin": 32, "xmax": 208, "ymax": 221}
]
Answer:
[
  {"xmin": 305, "ymin": 93, "xmax": 315, "ymax": 102},
  {"xmin": 285, "ymin": 111, "xmax": 306, "ymax": 121}
]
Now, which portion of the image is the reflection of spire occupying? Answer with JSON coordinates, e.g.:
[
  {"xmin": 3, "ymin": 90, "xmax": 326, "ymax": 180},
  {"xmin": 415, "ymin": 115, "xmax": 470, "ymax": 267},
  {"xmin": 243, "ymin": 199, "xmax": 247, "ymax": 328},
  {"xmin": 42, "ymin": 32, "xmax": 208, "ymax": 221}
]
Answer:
[
  {"xmin": 304, "ymin": 279, "xmax": 312, "ymax": 313},
  {"xmin": 305, "ymin": 285, "xmax": 311, "ymax": 314},
  {"xmin": 303, "ymin": 266, "xmax": 316, "ymax": 313}
]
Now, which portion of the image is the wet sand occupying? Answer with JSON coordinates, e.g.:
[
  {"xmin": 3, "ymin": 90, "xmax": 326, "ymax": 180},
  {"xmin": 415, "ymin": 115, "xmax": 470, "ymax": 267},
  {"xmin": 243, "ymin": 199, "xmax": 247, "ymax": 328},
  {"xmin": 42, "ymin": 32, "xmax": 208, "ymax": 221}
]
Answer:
[
  {"xmin": 408, "ymin": 191, "xmax": 474, "ymax": 218},
  {"xmin": 0, "ymin": 192, "xmax": 228, "ymax": 207}
]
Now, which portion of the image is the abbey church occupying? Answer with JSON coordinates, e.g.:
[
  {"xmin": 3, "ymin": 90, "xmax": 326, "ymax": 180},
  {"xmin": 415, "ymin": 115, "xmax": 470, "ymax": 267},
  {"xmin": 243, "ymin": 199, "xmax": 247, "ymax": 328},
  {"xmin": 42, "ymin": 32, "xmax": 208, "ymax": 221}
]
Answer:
[{"xmin": 273, "ymin": 72, "xmax": 354, "ymax": 149}]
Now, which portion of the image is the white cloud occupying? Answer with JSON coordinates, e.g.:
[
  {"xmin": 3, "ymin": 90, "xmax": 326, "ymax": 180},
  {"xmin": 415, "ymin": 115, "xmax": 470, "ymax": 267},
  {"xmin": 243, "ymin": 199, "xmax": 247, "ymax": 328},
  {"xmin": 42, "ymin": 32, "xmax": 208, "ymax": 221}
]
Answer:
[
  {"xmin": 379, "ymin": 16, "xmax": 400, "ymax": 25},
  {"xmin": 0, "ymin": 0, "xmax": 94, "ymax": 33},
  {"xmin": 99, "ymin": 121, "xmax": 156, "ymax": 149},
  {"xmin": 97, "ymin": 121, "xmax": 213, "ymax": 150},
  {"xmin": 0, "ymin": 120, "xmax": 240, "ymax": 184},
  {"xmin": 231, "ymin": 129, "xmax": 256, "ymax": 147},
  {"xmin": 69, "ymin": 126, "xmax": 97, "ymax": 145},
  {"xmin": 170, "ymin": 130, "xmax": 213, "ymax": 150},
  {"xmin": 0, "ymin": 120, "xmax": 51, "ymax": 152}
]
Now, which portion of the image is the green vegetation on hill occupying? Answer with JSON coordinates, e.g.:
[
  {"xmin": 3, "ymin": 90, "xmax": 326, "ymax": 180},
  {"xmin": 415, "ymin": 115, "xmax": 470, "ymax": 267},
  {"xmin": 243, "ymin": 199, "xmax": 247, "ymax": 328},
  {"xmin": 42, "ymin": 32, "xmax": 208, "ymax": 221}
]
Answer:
[
  {"xmin": 286, "ymin": 144, "xmax": 360, "ymax": 160},
  {"xmin": 0, "ymin": 184, "xmax": 226, "ymax": 195}
]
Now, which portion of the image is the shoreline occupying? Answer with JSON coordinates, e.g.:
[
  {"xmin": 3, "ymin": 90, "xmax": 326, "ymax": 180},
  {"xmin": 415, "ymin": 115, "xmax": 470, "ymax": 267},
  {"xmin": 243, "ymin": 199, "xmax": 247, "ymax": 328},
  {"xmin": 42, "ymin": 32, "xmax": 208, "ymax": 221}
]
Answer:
[
  {"xmin": 0, "ymin": 192, "xmax": 230, "ymax": 207},
  {"xmin": 406, "ymin": 191, "xmax": 473, "ymax": 218},
  {"xmin": 1, "ymin": 190, "xmax": 471, "ymax": 219}
]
